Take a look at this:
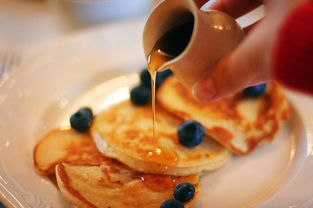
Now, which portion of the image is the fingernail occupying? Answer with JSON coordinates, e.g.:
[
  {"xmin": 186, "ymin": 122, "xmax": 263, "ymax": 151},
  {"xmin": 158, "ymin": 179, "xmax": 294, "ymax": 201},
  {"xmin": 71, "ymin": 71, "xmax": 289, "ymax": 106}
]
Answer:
[{"xmin": 192, "ymin": 79, "xmax": 216, "ymax": 102}]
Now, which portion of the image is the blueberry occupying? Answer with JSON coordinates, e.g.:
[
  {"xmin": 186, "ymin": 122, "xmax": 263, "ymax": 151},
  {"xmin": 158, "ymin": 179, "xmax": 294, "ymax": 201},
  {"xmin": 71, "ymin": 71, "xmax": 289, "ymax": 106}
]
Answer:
[
  {"xmin": 70, "ymin": 107, "xmax": 93, "ymax": 132},
  {"xmin": 174, "ymin": 183, "xmax": 195, "ymax": 203},
  {"xmin": 130, "ymin": 85, "xmax": 151, "ymax": 106},
  {"xmin": 140, "ymin": 69, "xmax": 151, "ymax": 89},
  {"xmin": 140, "ymin": 69, "xmax": 173, "ymax": 89},
  {"xmin": 160, "ymin": 199, "xmax": 184, "ymax": 208},
  {"xmin": 243, "ymin": 83, "xmax": 267, "ymax": 98},
  {"xmin": 160, "ymin": 69, "xmax": 173, "ymax": 78},
  {"xmin": 158, "ymin": 69, "xmax": 173, "ymax": 81},
  {"xmin": 177, "ymin": 120, "xmax": 205, "ymax": 147},
  {"xmin": 157, "ymin": 69, "xmax": 173, "ymax": 88}
]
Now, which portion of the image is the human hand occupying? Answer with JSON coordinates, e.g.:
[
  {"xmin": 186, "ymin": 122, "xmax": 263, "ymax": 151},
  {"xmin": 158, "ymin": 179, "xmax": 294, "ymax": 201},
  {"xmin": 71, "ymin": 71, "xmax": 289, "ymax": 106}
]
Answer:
[{"xmin": 192, "ymin": 0, "xmax": 307, "ymax": 102}]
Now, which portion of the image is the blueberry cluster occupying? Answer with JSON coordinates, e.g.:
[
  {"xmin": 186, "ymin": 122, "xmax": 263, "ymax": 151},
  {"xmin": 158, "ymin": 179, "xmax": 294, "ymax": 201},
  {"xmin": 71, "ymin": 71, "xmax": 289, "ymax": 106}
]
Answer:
[
  {"xmin": 160, "ymin": 182, "xmax": 195, "ymax": 208},
  {"xmin": 130, "ymin": 68, "xmax": 173, "ymax": 106},
  {"xmin": 70, "ymin": 107, "xmax": 93, "ymax": 132}
]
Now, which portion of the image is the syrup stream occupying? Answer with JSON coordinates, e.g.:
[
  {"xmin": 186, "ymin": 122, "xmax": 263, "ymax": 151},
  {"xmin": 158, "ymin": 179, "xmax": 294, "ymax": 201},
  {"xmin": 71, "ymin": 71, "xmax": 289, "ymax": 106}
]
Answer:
[
  {"xmin": 145, "ymin": 20, "xmax": 193, "ymax": 170},
  {"xmin": 147, "ymin": 49, "xmax": 173, "ymax": 142}
]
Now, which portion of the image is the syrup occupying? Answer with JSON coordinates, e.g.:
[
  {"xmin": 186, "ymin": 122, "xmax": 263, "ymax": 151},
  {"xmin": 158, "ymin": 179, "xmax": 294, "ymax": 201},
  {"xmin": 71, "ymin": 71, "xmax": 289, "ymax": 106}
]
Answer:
[
  {"xmin": 139, "ymin": 174, "xmax": 198, "ymax": 192},
  {"xmin": 145, "ymin": 18, "xmax": 194, "ymax": 170},
  {"xmin": 140, "ymin": 175, "xmax": 177, "ymax": 192},
  {"xmin": 147, "ymin": 49, "xmax": 172, "ymax": 142},
  {"xmin": 145, "ymin": 147, "xmax": 179, "ymax": 166}
]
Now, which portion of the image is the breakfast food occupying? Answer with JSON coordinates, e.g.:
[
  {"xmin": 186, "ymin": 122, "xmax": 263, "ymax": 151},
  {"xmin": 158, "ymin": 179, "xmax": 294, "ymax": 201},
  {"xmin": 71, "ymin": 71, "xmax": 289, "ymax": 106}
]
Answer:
[
  {"xmin": 177, "ymin": 120, "xmax": 205, "ymax": 147},
  {"xmin": 33, "ymin": 129, "xmax": 106, "ymax": 175},
  {"xmin": 33, "ymin": 67, "xmax": 291, "ymax": 207},
  {"xmin": 56, "ymin": 163, "xmax": 199, "ymax": 208},
  {"xmin": 70, "ymin": 107, "xmax": 94, "ymax": 132},
  {"xmin": 243, "ymin": 83, "xmax": 267, "ymax": 98},
  {"xmin": 173, "ymin": 182, "xmax": 195, "ymax": 202},
  {"xmin": 91, "ymin": 100, "xmax": 231, "ymax": 176},
  {"xmin": 34, "ymin": 128, "xmax": 200, "ymax": 208},
  {"xmin": 140, "ymin": 69, "xmax": 173, "ymax": 90},
  {"xmin": 157, "ymin": 76, "xmax": 291, "ymax": 155},
  {"xmin": 130, "ymin": 85, "xmax": 151, "ymax": 106}
]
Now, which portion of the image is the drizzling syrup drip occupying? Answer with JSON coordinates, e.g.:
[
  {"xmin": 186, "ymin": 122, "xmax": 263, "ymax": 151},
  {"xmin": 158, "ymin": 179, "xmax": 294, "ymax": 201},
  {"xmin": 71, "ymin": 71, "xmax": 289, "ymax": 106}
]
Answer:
[
  {"xmin": 147, "ymin": 50, "xmax": 173, "ymax": 142},
  {"xmin": 147, "ymin": 21, "xmax": 194, "ymax": 140},
  {"xmin": 146, "ymin": 19, "xmax": 194, "ymax": 173}
]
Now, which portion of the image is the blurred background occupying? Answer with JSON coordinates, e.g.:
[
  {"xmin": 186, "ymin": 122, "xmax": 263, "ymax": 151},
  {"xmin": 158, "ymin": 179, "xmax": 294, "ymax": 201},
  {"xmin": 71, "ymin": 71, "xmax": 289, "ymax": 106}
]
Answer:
[
  {"xmin": 0, "ymin": 0, "xmax": 264, "ymax": 78},
  {"xmin": 0, "ymin": 0, "xmax": 160, "ymax": 74}
]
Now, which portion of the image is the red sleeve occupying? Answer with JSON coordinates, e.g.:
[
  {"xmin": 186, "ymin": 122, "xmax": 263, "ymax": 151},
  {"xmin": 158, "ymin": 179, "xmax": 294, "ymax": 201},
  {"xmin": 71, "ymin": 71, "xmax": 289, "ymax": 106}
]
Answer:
[{"xmin": 272, "ymin": 1, "xmax": 313, "ymax": 96}]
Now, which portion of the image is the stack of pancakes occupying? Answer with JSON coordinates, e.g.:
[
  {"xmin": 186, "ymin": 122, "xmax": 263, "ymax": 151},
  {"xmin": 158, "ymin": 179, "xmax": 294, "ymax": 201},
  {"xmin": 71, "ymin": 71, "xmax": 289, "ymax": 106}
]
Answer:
[{"xmin": 33, "ymin": 76, "xmax": 290, "ymax": 208}]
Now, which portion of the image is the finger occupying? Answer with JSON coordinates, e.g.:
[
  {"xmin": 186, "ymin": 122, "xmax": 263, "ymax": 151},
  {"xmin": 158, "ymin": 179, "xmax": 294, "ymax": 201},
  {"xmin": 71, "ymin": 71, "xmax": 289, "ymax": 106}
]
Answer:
[
  {"xmin": 192, "ymin": 20, "xmax": 273, "ymax": 102},
  {"xmin": 209, "ymin": 0, "xmax": 263, "ymax": 18},
  {"xmin": 193, "ymin": 0, "xmax": 209, "ymax": 8}
]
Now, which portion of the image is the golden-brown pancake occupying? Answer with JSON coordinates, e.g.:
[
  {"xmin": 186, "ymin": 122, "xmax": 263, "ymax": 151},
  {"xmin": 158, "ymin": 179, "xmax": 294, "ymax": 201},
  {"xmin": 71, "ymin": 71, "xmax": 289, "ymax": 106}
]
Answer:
[
  {"xmin": 33, "ymin": 129, "xmax": 107, "ymax": 175},
  {"xmin": 91, "ymin": 100, "xmax": 231, "ymax": 176},
  {"xmin": 56, "ymin": 163, "xmax": 199, "ymax": 208},
  {"xmin": 157, "ymin": 77, "xmax": 291, "ymax": 155},
  {"xmin": 34, "ymin": 128, "xmax": 200, "ymax": 208}
]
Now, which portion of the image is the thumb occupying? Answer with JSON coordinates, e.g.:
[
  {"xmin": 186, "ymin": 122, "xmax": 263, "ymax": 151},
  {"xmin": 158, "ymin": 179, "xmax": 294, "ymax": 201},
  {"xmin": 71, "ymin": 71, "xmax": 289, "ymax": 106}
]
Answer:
[{"xmin": 192, "ymin": 20, "xmax": 273, "ymax": 102}]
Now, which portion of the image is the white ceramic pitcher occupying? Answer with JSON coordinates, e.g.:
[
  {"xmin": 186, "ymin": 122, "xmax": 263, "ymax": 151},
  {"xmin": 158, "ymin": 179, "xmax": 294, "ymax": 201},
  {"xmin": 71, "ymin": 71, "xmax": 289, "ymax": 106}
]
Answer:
[{"xmin": 143, "ymin": 0, "xmax": 244, "ymax": 87}]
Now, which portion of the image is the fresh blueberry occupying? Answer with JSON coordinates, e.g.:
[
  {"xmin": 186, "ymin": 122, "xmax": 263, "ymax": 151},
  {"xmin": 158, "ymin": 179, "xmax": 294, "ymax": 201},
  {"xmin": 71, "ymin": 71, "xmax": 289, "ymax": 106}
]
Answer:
[
  {"xmin": 156, "ymin": 69, "xmax": 173, "ymax": 88},
  {"xmin": 158, "ymin": 69, "xmax": 173, "ymax": 80},
  {"xmin": 140, "ymin": 69, "xmax": 173, "ymax": 89},
  {"xmin": 140, "ymin": 68, "xmax": 151, "ymax": 89},
  {"xmin": 130, "ymin": 85, "xmax": 151, "ymax": 106},
  {"xmin": 70, "ymin": 107, "xmax": 93, "ymax": 132},
  {"xmin": 174, "ymin": 182, "xmax": 195, "ymax": 203},
  {"xmin": 243, "ymin": 83, "xmax": 267, "ymax": 98},
  {"xmin": 160, "ymin": 199, "xmax": 184, "ymax": 208},
  {"xmin": 177, "ymin": 120, "xmax": 205, "ymax": 147}
]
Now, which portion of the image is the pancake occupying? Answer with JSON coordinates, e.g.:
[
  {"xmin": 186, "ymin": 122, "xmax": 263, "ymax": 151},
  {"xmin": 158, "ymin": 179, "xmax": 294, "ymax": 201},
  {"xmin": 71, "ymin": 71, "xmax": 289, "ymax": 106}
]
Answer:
[
  {"xmin": 34, "ymin": 129, "xmax": 107, "ymax": 175},
  {"xmin": 157, "ymin": 77, "xmax": 291, "ymax": 155},
  {"xmin": 91, "ymin": 100, "xmax": 231, "ymax": 176},
  {"xmin": 56, "ymin": 163, "xmax": 199, "ymax": 208},
  {"xmin": 34, "ymin": 128, "xmax": 200, "ymax": 208}
]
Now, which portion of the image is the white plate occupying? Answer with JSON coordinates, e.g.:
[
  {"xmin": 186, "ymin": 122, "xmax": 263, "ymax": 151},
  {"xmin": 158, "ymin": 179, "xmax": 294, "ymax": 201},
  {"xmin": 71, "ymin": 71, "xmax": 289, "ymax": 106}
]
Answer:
[{"xmin": 1, "ymin": 19, "xmax": 313, "ymax": 208}]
